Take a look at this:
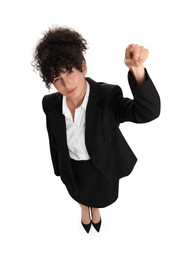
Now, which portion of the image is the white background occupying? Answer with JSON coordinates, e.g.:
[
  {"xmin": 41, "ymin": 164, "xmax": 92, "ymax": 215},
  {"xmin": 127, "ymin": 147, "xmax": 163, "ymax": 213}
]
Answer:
[{"xmin": 0, "ymin": 0, "xmax": 191, "ymax": 259}]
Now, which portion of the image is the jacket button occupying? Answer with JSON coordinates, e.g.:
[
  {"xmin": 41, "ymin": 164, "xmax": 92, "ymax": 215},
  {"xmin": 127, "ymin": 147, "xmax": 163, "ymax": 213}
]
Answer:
[{"xmin": 95, "ymin": 161, "xmax": 100, "ymax": 166}]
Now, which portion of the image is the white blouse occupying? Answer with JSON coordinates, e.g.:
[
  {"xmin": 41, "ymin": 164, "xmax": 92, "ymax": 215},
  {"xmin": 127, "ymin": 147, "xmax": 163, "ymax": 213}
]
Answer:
[{"xmin": 62, "ymin": 81, "xmax": 90, "ymax": 160}]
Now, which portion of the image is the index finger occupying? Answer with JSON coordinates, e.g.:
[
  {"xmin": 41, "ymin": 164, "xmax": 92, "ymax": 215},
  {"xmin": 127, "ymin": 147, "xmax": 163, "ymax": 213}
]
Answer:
[{"xmin": 125, "ymin": 44, "xmax": 136, "ymax": 59}]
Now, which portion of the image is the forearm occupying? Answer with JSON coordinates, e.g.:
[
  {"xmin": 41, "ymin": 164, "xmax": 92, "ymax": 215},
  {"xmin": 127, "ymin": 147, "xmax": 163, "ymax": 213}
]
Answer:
[
  {"xmin": 128, "ymin": 69, "xmax": 161, "ymax": 122},
  {"xmin": 129, "ymin": 65, "xmax": 146, "ymax": 87}
]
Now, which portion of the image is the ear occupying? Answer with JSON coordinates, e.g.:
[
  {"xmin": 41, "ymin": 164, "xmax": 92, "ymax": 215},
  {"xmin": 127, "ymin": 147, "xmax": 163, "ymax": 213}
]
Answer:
[{"xmin": 82, "ymin": 61, "xmax": 87, "ymax": 75}]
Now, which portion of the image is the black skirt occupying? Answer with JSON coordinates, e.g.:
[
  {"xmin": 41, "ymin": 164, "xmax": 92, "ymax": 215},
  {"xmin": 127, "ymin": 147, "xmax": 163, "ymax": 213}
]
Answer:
[{"xmin": 66, "ymin": 159, "xmax": 119, "ymax": 208}]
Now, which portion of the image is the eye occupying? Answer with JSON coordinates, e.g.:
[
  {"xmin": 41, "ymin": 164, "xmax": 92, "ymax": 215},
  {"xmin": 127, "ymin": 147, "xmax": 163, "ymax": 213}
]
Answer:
[
  {"xmin": 53, "ymin": 77, "xmax": 60, "ymax": 83},
  {"xmin": 66, "ymin": 69, "xmax": 73, "ymax": 75}
]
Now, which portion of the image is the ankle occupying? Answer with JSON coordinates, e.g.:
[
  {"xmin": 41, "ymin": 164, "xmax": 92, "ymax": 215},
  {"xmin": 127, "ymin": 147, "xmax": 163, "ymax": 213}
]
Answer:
[{"xmin": 91, "ymin": 208, "xmax": 101, "ymax": 223}]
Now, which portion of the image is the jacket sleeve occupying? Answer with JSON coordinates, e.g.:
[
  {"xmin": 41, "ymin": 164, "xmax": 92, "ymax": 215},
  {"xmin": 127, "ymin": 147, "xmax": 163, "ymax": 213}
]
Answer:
[
  {"xmin": 110, "ymin": 69, "xmax": 161, "ymax": 124},
  {"xmin": 42, "ymin": 96, "xmax": 60, "ymax": 176}
]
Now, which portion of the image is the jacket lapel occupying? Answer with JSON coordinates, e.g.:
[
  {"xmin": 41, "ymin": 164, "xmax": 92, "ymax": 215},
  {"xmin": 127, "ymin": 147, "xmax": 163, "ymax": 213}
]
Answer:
[
  {"xmin": 85, "ymin": 78, "xmax": 104, "ymax": 156},
  {"xmin": 48, "ymin": 93, "xmax": 68, "ymax": 151}
]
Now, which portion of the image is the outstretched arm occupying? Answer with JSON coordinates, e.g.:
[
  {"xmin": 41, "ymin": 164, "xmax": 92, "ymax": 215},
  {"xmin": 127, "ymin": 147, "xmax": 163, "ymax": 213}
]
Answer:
[{"xmin": 110, "ymin": 44, "xmax": 160, "ymax": 124}]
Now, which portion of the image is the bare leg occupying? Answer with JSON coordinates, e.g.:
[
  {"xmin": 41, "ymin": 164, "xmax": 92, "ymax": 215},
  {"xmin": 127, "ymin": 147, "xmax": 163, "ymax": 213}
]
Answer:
[
  {"xmin": 79, "ymin": 204, "xmax": 91, "ymax": 224},
  {"xmin": 91, "ymin": 207, "xmax": 101, "ymax": 224}
]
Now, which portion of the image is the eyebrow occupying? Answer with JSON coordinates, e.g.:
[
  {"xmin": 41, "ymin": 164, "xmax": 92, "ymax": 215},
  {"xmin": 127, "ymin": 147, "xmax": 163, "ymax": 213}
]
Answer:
[
  {"xmin": 61, "ymin": 67, "xmax": 73, "ymax": 73},
  {"xmin": 51, "ymin": 66, "xmax": 73, "ymax": 80}
]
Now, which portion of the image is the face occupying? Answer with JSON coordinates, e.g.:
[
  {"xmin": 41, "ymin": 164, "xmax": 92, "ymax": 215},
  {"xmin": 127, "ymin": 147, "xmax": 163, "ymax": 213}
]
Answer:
[{"xmin": 52, "ymin": 63, "xmax": 87, "ymax": 102}]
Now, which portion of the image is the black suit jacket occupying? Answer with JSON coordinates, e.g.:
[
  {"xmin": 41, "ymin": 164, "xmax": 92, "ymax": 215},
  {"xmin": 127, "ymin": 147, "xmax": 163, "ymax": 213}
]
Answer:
[{"xmin": 42, "ymin": 69, "xmax": 160, "ymax": 191}]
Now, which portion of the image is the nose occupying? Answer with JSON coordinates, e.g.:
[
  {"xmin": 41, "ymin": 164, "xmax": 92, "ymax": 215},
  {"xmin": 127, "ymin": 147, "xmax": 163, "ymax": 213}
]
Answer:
[{"xmin": 60, "ymin": 75, "xmax": 71, "ymax": 90}]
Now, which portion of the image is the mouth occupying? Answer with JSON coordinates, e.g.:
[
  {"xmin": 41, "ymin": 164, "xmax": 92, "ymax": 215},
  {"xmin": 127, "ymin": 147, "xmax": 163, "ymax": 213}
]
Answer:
[{"xmin": 67, "ymin": 87, "xmax": 77, "ymax": 94}]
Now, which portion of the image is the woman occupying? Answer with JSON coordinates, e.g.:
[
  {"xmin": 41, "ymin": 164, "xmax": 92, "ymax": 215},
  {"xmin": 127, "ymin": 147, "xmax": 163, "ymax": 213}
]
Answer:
[{"xmin": 32, "ymin": 26, "xmax": 160, "ymax": 233}]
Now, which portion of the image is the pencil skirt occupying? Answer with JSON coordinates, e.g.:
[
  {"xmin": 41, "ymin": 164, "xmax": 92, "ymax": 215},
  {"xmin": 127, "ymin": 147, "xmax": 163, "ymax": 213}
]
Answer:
[{"xmin": 66, "ymin": 159, "xmax": 119, "ymax": 208}]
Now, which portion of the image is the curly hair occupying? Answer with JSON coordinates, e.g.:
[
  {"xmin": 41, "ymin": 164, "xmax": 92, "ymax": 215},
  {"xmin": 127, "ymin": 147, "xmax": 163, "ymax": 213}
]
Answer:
[{"xmin": 32, "ymin": 26, "xmax": 88, "ymax": 89}]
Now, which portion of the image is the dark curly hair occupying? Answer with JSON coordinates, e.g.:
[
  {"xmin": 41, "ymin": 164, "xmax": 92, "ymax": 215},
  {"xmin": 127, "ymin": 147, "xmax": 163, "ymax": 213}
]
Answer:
[{"xmin": 32, "ymin": 26, "xmax": 88, "ymax": 89}]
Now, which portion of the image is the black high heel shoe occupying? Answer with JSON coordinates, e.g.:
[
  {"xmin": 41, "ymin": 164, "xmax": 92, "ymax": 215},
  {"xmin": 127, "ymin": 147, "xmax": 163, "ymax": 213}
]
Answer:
[
  {"xmin": 81, "ymin": 207, "xmax": 91, "ymax": 233},
  {"xmin": 81, "ymin": 221, "xmax": 91, "ymax": 233},
  {"xmin": 91, "ymin": 208, "xmax": 102, "ymax": 232}
]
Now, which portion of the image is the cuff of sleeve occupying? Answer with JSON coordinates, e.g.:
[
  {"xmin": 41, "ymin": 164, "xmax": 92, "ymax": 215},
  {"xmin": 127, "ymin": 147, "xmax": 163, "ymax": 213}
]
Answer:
[{"xmin": 128, "ymin": 68, "xmax": 149, "ymax": 88}]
